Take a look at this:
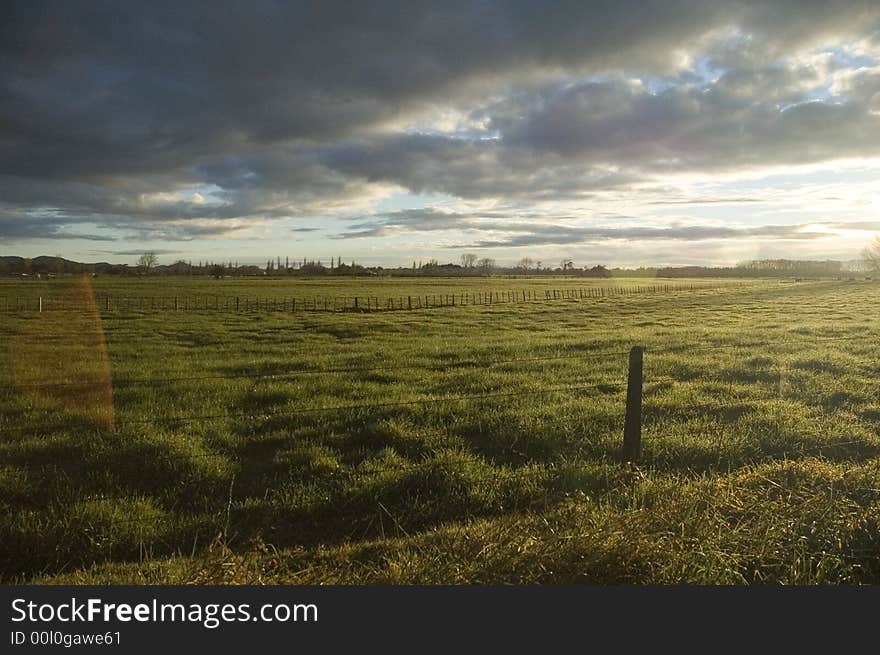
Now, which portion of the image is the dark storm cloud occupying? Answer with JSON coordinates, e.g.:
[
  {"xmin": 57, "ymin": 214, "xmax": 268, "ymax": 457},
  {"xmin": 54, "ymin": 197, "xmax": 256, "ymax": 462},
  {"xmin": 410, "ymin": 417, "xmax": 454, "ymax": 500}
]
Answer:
[
  {"xmin": 0, "ymin": 1, "xmax": 747, "ymax": 176},
  {"xmin": 336, "ymin": 207, "xmax": 589, "ymax": 237},
  {"xmin": 0, "ymin": 214, "xmax": 116, "ymax": 241},
  {"xmin": 465, "ymin": 223, "xmax": 829, "ymax": 247},
  {"xmin": 101, "ymin": 221, "xmax": 249, "ymax": 242},
  {"xmin": 313, "ymin": 65, "xmax": 880, "ymax": 200},
  {"xmin": 3, "ymin": 1, "xmax": 880, "ymax": 239},
  {"xmin": 338, "ymin": 207, "xmax": 875, "ymax": 246},
  {"xmin": 3, "ymin": 0, "xmax": 734, "ymax": 180},
  {"xmin": 336, "ymin": 208, "xmax": 473, "ymax": 237},
  {"xmin": 481, "ymin": 74, "xmax": 880, "ymax": 172},
  {"xmin": 321, "ymin": 134, "xmax": 640, "ymax": 199}
]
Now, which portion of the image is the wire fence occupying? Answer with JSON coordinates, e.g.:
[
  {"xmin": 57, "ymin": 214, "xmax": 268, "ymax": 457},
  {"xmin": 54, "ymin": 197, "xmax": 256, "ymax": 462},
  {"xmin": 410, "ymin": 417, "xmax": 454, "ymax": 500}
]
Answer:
[{"xmin": 0, "ymin": 281, "xmax": 740, "ymax": 315}]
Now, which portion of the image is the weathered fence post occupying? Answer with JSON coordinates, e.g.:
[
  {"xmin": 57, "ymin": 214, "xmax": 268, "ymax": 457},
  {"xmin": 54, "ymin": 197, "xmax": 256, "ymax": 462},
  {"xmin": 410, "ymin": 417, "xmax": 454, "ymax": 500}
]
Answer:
[
  {"xmin": 622, "ymin": 345, "xmax": 644, "ymax": 463},
  {"xmin": 38, "ymin": 296, "xmax": 42, "ymax": 313}
]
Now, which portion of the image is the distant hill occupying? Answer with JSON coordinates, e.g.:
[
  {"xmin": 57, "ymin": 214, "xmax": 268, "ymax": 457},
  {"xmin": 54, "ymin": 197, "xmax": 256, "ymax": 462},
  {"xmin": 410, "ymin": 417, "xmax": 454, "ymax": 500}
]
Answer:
[{"xmin": 0, "ymin": 256, "xmax": 126, "ymax": 275}]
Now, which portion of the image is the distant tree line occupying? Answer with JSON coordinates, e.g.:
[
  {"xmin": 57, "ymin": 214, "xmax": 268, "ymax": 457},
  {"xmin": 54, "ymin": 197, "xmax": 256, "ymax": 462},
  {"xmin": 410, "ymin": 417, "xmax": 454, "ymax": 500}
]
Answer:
[
  {"xmin": 649, "ymin": 259, "xmax": 863, "ymax": 279},
  {"xmin": 863, "ymin": 236, "xmax": 880, "ymax": 274},
  {"xmin": 0, "ymin": 254, "xmax": 612, "ymax": 278},
  {"xmin": 0, "ymin": 254, "xmax": 870, "ymax": 279}
]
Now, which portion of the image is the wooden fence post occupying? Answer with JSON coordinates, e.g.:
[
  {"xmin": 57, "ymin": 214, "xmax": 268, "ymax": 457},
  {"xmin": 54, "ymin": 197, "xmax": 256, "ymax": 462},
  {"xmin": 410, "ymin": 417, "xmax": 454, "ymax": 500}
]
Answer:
[{"xmin": 622, "ymin": 346, "xmax": 644, "ymax": 463}]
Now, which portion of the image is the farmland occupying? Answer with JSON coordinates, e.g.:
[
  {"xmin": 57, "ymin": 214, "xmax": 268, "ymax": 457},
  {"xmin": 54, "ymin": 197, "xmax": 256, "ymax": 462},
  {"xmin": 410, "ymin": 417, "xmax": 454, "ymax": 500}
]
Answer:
[{"xmin": 1, "ymin": 275, "xmax": 880, "ymax": 584}]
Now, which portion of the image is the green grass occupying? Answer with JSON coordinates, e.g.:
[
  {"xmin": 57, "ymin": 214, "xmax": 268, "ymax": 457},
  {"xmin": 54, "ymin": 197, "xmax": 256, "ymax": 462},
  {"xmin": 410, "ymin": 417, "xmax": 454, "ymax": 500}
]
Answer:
[{"xmin": 1, "ymin": 275, "xmax": 879, "ymax": 584}]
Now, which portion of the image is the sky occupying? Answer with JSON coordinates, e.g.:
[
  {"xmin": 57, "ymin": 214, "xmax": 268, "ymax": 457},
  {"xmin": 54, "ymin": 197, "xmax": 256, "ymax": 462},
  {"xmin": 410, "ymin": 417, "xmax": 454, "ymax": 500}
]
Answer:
[{"xmin": 3, "ymin": 1, "xmax": 880, "ymax": 268}]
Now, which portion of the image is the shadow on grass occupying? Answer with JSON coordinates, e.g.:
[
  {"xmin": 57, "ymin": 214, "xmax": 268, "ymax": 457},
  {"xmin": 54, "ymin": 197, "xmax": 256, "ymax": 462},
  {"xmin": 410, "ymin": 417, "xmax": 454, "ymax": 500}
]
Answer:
[
  {"xmin": 645, "ymin": 401, "xmax": 756, "ymax": 426},
  {"xmin": 222, "ymin": 453, "xmax": 610, "ymax": 551},
  {"xmin": 643, "ymin": 430, "xmax": 880, "ymax": 474},
  {"xmin": 791, "ymin": 359, "xmax": 846, "ymax": 375}
]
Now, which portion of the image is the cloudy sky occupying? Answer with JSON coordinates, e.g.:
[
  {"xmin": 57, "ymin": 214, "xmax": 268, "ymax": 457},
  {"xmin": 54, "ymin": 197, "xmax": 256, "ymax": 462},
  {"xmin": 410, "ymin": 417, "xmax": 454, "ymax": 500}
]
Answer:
[{"xmin": 3, "ymin": 1, "xmax": 880, "ymax": 267}]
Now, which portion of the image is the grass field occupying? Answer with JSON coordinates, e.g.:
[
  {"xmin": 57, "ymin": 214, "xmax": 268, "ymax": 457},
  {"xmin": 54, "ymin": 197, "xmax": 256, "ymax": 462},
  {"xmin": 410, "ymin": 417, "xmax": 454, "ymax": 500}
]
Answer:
[{"xmin": 2, "ymin": 275, "xmax": 879, "ymax": 584}]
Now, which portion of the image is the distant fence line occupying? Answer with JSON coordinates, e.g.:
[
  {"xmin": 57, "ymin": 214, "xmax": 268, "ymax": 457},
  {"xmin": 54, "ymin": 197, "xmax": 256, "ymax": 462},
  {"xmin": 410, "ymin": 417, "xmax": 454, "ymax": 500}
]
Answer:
[{"xmin": 1, "ymin": 282, "xmax": 733, "ymax": 314}]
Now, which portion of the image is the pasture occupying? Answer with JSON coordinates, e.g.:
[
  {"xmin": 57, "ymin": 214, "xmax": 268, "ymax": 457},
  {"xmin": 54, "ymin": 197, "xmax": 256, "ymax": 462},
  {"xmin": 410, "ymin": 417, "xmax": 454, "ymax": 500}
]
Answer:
[{"xmin": 1, "ymin": 275, "xmax": 879, "ymax": 584}]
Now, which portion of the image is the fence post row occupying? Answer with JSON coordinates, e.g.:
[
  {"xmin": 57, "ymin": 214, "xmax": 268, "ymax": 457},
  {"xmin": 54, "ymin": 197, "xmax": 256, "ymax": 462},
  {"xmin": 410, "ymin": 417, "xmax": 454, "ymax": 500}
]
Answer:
[
  {"xmin": 11, "ymin": 284, "xmax": 699, "ymax": 315},
  {"xmin": 621, "ymin": 345, "xmax": 644, "ymax": 463}
]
